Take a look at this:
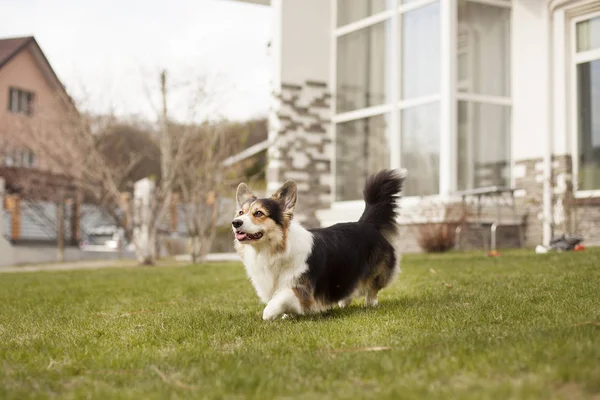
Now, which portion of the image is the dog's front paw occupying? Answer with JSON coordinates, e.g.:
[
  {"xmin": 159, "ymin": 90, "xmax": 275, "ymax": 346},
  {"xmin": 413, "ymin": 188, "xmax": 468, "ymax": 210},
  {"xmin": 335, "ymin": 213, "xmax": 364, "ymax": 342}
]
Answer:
[{"xmin": 262, "ymin": 303, "xmax": 281, "ymax": 321}]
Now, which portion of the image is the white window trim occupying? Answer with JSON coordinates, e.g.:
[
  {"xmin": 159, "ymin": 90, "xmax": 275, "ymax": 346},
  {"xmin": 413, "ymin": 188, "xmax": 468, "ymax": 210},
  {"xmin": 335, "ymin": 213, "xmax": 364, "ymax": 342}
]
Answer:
[
  {"xmin": 330, "ymin": 0, "xmax": 338, "ymax": 203},
  {"xmin": 574, "ymin": 48, "xmax": 600, "ymax": 64},
  {"xmin": 574, "ymin": 190, "xmax": 600, "ymax": 198},
  {"xmin": 456, "ymin": 92, "xmax": 511, "ymax": 106},
  {"xmin": 390, "ymin": 0, "xmax": 401, "ymax": 171},
  {"xmin": 398, "ymin": 0, "xmax": 439, "ymax": 14},
  {"xmin": 332, "ymin": 103, "xmax": 392, "ymax": 124},
  {"xmin": 398, "ymin": 93, "xmax": 441, "ymax": 109},
  {"xmin": 441, "ymin": 0, "xmax": 458, "ymax": 197},
  {"xmin": 569, "ymin": 7, "xmax": 600, "ymax": 196},
  {"xmin": 463, "ymin": 0, "xmax": 511, "ymax": 9},
  {"xmin": 334, "ymin": 9, "xmax": 395, "ymax": 37}
]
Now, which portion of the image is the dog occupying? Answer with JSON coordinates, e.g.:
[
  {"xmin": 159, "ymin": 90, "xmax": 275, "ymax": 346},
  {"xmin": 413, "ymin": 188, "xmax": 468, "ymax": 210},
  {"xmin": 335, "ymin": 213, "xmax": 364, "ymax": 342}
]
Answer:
[{"xmin": 232, "ymin": 169, "xmax": 406, "ymax": 320}]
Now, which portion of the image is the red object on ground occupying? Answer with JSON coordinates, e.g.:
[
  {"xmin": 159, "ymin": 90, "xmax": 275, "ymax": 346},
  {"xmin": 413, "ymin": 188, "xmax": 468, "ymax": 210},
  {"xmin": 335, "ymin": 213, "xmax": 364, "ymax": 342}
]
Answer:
[
  {"xmin": 486, "ymin": 250, "xmax": 501, "ymax": 257},
  {"xmin": 574, "ymin": 244, "xmax": 585, "ymax": 251}
]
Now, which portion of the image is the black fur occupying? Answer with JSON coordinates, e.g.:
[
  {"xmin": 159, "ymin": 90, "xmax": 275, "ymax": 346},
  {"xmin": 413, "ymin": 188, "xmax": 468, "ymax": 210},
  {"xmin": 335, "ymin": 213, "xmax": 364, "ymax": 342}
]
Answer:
[
  {"xmin": 359, "ymin": 169, "xmax": 404, "ymax": 237},
  {"xmin": 260, "ymin": 198, "xmax": 285, "ymax": 226},
  {"xmin": 303, "ymin": 169, "xmax": 405, "ymax": 305}
]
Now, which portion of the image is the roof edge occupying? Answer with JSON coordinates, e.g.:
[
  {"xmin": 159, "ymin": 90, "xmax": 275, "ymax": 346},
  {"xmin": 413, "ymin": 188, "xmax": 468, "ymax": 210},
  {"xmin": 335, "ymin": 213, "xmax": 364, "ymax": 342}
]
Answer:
[{"xmin": 0, "ymin": 36, "xmax": 35, "ymax": 71}]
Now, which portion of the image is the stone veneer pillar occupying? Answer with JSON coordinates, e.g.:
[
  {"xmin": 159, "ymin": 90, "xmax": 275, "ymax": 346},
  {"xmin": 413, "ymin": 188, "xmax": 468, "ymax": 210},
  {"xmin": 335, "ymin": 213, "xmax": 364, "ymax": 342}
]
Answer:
[
  {"xmin": 514, "ymin": 154, "xmax": 600, "ymax": 246},
  {"xmin": 267, "ymin": 81, "xmax": 333, "ymax": 228}
]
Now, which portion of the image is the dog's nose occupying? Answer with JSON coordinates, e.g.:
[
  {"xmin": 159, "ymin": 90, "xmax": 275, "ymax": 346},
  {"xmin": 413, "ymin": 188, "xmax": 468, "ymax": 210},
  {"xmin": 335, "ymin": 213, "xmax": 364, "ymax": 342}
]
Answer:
[{"xmin": 232, "ymin": 219, "xmax": 243, "ymax": 229}]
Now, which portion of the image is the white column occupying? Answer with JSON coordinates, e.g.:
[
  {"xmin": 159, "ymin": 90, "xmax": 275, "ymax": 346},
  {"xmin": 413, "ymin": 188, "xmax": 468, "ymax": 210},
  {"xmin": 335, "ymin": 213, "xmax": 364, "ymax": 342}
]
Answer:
[
  {"xmin": 440, "ymin": 0, "xmax": 458, "ymax": 198},
  {"xmin": 543, "ymin": 4, "xmax": 554, "ymax": 246},
  {"xmin": 390, "ymin": 0, "xmax": 401, "ymax": 171},
  {"xmin": 330, "ymin": 0, "xmax": 338, "ymax": 201}
]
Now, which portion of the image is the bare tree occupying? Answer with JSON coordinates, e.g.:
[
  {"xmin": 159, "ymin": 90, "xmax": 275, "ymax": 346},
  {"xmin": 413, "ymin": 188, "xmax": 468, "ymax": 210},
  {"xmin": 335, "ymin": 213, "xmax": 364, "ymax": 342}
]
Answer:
[
  {"xmin": 7, "ymin": 93, "xmax": 148, "ymax": 260},
  {"xmin": 7, "ymin": 68, "xmax": 246, "ymax": 265},
  {"xmin": 174, "ymin": 121, "xmax": 243, "ymax": 263}
]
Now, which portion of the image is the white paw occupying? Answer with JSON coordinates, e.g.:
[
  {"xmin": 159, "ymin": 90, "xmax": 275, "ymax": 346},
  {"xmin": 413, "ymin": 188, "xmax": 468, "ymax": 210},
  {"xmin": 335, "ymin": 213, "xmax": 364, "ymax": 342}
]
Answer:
[
  {"xmin": 365, "ymin": 298, "xmax": 379, "ymax": 307},
  {"xmin": 262, "ymin": 304, "xmax": 281, "ymax": 321},
  {"xmin": 338, "ymin": 298, "xmax": 352, "ymax": 308}
]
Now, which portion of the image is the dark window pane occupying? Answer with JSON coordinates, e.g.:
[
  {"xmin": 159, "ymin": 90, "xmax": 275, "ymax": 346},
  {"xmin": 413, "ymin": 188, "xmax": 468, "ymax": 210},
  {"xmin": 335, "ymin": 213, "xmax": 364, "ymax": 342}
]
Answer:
[
  {"xmin": 401, "ymin": 102, "xmax": 440, "ymax": 196},
  {"xmin": 337, "ymin": 22, "xmax": 389, "ymax": 113},
  {"xmin": 401, "ymin": 1, "xmax": 440, "ymax": 99},
  {"xmin": 336, "ymin": 115, "xmax": 389, "ymax": 201},
  {"xmin": 457, "ymin": 0, "xmax": 510, "ymax": 96},
  {"xmin": 457, "ymin": 101, "xmax": 511, "ymax": 190},
  {"xmin": 337, "ymin": 0, "xmax": 388, "ymax": 27},
  {"xmin": 577, "ymin": 59, "xmax": 600, "ymax": 190},
  {"xmin": 576, "ymin": 16, "xmax": 600, "ymax": 53}
]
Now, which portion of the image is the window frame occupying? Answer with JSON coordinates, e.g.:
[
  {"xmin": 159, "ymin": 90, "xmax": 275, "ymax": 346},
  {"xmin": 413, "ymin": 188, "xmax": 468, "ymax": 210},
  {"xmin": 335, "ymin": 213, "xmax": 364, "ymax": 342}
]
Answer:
[
  {"xmin": 570, "ymin": 9, "xmax": 600, "ymax": 198},
  {"xmin": 331, "ymin": 0, "xmax": 512, "ymax": 203},
  {"xmin": 8, "ymin": 87, "xmax": 35, "ymax": 116}
]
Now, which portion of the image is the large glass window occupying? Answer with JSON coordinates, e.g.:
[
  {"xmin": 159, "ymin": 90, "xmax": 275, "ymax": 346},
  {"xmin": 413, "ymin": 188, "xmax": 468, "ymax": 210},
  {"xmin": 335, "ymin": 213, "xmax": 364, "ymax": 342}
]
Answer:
[
  {"xmin": 577, "ymin": 60, "xmax": 600, "ymax": 190},
  {"xmin": 457, "ymin": 102, "xmax": 510, "ymax": 190},
  {"xmin": 457, "ymin": 1, "xmax": 510, "ymax": 97},
  {"xmin": 337, "ymin": 0, "xmax": 389, "ymax": 27},
  {"xmin": 336, "ymin": 21, "xmax": 390, "ymax": 114},
  {"xmin": 336, "ymin": 115, "xmax": 390, "ymax": 201},
  {"xmin": 401, "ymin": 102, "xmax": 440, "ymax": 196},
  {"xmin": 456, "ymin": 0, "xmax": 511, "ymax": 190},
  {"xmin": 333, "ymin": 0, "xmax": 511, "ymax": 201},
  {"xmin": 401, "ymin": 2, "xmax": 440, "ymax": 99},
  {"xmin": 575, "ymin": 14, "xmax": 600, "ymax": 191}
]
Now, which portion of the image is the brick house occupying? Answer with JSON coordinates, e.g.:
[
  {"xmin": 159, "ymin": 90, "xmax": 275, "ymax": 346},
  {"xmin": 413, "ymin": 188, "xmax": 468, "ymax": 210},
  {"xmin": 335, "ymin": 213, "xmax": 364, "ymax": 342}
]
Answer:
[
  {"xmin": 232, "ymin": 0, "xmax": 600, "ymax": 250},
  {"xmin": 0, "ymin": 36, "xmax": 80, "ymax": 245},
  {"xmin": 0, "ymin": 36, "xmax": 75, "ymax": 170}
]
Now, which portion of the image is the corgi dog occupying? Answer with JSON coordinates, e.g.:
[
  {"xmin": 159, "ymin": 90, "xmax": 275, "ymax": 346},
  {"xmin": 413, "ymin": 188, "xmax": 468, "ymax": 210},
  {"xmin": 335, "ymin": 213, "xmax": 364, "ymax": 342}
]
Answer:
[{"xmin": 232, "ymin": 169, "xmax": 406, "ymax": 320}]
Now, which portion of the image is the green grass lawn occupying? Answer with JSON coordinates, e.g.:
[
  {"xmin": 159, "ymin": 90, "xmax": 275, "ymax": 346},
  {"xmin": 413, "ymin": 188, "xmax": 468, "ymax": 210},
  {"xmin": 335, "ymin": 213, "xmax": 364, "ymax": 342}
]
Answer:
[{"xmin": 1, "ymin": 249, "xmax": 599, "ymax": 399}]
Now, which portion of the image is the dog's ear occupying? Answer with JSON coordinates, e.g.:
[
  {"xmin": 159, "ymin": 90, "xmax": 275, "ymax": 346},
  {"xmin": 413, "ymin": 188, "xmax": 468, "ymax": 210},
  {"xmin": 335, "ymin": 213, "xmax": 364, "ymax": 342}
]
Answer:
[
  {"xmin": 271, "ymin": 180, "xmax": 297, "ymax": 215},
  {"xmin": 236, "ymin": 183, "xmax": 254, "ymax": 208}
]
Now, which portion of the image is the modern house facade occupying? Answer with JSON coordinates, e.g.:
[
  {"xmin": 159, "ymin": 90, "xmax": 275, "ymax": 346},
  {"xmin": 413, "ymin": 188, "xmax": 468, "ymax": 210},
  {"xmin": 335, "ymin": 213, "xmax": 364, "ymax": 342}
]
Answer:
[{"xmin": 233, "ymin": 0, "xmax": 600, "ymax": 250}]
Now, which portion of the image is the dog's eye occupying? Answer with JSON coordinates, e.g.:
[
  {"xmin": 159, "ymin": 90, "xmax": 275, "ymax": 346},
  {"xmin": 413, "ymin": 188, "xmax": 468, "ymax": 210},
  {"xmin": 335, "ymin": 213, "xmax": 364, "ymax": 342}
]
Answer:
[
  {"xmin": 253, "ymin": 211, "xmax": 264, "ymax": 217},
  {"xmin": 238, "ymin": 210, "xmax": 243, "ymax": 216}
]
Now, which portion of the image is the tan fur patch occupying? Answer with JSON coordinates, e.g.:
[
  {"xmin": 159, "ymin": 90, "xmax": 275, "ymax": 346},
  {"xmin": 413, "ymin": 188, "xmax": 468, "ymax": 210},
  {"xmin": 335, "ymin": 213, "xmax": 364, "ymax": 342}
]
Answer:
[
  {"xmin": 292, "ymin": 276, "xmax": 315, "ymax": 312},
  {"xmin": 239, "ymin": 200, "xmax": 290, "ymax": 254}
]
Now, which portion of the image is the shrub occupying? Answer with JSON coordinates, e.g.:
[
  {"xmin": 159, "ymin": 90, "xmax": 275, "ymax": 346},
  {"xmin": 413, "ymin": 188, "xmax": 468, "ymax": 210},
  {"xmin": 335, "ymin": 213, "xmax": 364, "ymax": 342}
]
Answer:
[
  {"xmin": 416, "ymin": 222, "xmax": 458, "ymax": 253},
  {"xmin": 414, "ymin": 203, "xmax": 468, "ymax": 253}
]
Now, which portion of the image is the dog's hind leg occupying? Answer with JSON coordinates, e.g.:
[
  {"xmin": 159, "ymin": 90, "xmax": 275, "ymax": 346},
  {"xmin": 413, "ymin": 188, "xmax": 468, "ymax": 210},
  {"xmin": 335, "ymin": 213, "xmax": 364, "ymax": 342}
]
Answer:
[
  {"xmin": 365, "ymin": 251, "xmax": 397, "ymax": 308},
  {"xmin": 365, "ymin": 290, "xmax": 379, "ymax": 307},
  {"xmin": 338, "ymin": 298, "xmax": 352, "ymax": 308}
]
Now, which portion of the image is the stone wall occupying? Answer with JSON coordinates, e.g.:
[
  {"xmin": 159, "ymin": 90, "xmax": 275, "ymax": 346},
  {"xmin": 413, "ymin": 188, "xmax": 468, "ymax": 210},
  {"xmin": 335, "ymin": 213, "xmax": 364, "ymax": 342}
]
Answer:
[
  {"xmin": 513, "ymin": 158, "xmax": 545, "ymax": 246},
  {"xmin": 473, "ymin": 160, "xmax": 510, "ymax": 188},
  {"xmin": 267, "ymin": 81, "xmax": 333, "ymax": 228},
  {"xmin": 514, "ymin": 154, "xmax": 600, "ymax": 247}
]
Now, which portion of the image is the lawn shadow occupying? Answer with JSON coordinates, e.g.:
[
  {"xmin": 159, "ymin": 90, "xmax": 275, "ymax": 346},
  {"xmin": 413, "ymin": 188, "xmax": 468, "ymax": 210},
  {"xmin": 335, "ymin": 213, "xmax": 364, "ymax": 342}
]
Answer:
[{"xmin": 284, "ymin": 294, "xmax": 457, "ymax": 322}]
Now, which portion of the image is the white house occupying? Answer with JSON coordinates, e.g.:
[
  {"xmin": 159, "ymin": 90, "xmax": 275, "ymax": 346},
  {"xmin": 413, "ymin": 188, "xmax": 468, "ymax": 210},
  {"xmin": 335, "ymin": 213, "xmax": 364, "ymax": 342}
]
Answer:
[{"xmin": 233, "ymin": 0, "xmax": 600, "ymax": 250}]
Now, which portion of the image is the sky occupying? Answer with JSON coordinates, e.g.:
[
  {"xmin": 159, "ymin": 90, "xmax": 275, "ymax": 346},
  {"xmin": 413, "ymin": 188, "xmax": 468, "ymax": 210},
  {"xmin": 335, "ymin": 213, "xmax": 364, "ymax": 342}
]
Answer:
[{"xmin": 0, "ymin": 0, "xmax": 272, "ymax": 122}]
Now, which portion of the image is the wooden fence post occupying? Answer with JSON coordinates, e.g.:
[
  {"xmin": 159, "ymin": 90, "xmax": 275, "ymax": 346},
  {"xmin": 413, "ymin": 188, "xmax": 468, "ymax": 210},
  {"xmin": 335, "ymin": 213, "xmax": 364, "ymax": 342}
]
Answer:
[{"xmin": 57, "ymin": 195, "xmax": 65, "ymax": 262}]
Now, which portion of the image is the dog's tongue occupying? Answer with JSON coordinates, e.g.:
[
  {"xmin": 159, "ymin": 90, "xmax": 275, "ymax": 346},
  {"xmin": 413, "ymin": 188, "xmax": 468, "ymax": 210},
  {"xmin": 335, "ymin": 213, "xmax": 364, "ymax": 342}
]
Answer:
[{"xmin": 235, "ymin": 232, "xmax": 247, "ymax": 241}]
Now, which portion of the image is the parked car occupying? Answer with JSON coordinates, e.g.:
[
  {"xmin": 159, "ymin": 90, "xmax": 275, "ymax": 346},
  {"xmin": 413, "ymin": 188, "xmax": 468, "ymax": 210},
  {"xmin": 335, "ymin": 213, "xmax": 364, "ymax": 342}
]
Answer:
[{"xmin": 79, "ymin": 225, "xmax": 133, "ymax": 252}]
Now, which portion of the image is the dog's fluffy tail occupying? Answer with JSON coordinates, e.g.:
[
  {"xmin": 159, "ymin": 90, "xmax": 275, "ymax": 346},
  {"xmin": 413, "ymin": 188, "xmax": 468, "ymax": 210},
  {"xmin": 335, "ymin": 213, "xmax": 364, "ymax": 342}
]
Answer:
[{"xmin": 359, "ymin": 169, "xmax": 406, "ymax": 238}]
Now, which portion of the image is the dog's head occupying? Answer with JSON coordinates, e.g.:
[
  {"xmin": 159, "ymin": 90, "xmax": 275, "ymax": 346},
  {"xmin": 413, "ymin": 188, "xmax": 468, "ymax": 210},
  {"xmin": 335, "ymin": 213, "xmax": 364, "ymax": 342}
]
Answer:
[{"xmin": 232, "ymin": 180, "xmax": 297, "ymax": 250}]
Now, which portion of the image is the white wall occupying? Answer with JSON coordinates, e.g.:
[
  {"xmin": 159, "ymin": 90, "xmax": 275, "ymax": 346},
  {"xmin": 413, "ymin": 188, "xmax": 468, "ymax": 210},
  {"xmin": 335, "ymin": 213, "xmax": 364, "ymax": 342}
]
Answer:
[
  {"xmin": 512, "ymin": 0, "xmax": 550, "ymax": 162},
  {"xmin": 279, "ymin": 0, "xmax": 331, "ymax": 85}
]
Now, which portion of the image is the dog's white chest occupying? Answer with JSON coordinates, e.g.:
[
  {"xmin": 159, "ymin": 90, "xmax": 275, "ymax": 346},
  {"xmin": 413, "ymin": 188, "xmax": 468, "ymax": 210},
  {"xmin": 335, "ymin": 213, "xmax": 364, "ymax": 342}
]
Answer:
[
  {"xmin": 243, "ymin": 252, "xmax": 290, "ymax": 303},
  {"xmin": 236, "ymin": 222, "xmax": 314, "ymax": 304}
]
